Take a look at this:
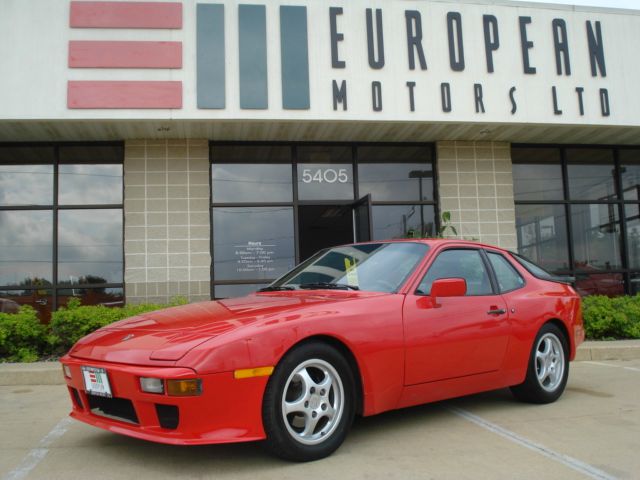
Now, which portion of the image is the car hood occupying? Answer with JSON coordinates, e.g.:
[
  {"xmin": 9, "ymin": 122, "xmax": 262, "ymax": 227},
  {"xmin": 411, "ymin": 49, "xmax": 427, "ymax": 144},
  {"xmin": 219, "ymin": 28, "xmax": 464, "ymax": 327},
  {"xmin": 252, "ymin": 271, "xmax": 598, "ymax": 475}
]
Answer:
[{"xmin": 69, "ymin": 291, "xmax": 383, "ymax": 365}]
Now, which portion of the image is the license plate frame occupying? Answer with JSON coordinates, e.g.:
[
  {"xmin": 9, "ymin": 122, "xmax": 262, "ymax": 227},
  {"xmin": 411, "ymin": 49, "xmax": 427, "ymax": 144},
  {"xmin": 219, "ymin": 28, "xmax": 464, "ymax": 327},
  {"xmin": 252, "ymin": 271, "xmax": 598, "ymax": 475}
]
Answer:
[{"xmin": 81, "ymin": 366, "xmax": 113, "ymax": 398}]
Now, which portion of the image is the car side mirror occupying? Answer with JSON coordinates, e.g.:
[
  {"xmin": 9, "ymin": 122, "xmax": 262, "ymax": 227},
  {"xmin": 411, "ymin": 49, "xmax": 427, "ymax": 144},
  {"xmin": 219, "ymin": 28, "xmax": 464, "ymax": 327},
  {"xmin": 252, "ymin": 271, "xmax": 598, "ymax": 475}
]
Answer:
[{"xmin": 430, "ymin": 278, "xmax": 467, "ymax": 307}]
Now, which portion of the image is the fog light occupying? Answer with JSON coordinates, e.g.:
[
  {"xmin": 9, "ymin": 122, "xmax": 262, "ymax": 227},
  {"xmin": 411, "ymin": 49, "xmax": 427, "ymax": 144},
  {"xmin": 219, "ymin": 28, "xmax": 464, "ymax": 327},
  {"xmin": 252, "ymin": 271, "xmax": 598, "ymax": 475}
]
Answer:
[
  {"xmin": 140, "ymin": 377, "xmax": 164, "ymax": 394},
  {"xmin": 62, "ymin": 364, "xmax": 71, "ymax": 379},
  {"xmin": 167, "ymin": 379, "xmax": 202, "ymax": 396}
]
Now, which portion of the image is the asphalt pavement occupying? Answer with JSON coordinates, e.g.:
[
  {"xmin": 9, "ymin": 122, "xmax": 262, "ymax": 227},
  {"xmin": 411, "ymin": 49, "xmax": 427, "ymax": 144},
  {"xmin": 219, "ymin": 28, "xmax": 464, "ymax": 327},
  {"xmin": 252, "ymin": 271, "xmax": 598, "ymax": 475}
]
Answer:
[{"xmin": 1, "ymin": 359, "xmax": 639, "ymax": 480}]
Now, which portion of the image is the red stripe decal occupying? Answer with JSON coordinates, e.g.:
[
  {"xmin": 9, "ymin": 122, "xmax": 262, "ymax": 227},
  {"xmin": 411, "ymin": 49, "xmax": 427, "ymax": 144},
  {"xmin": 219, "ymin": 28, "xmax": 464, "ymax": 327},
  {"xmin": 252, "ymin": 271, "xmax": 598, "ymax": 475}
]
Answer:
[
  {"xmin": 70, "ymin": 1, "xmax": 182, "ymax": 29},
  {"xmin": 69, "ymin": 41, "xmax": 182, "ymax": 68},
  {"xmin": 68, "ymin": 81, "xmax": 182, "ymax": 109}
]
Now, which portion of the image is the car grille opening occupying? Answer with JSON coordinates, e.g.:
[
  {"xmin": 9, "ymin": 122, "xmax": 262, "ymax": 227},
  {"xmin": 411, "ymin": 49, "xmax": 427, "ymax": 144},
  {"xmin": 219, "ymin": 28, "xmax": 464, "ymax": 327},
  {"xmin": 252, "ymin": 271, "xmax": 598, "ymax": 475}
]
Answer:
[
  {"xmin": 155, "ymin": 404, "xmax": 179, "ymax": 429},
  {"xmin": 87, "ymin": 394, "xmax": 139, "ymax": 425},
  {"xmin": 69, "ymin": 387, "xmax": 83, "ymax": 409}
]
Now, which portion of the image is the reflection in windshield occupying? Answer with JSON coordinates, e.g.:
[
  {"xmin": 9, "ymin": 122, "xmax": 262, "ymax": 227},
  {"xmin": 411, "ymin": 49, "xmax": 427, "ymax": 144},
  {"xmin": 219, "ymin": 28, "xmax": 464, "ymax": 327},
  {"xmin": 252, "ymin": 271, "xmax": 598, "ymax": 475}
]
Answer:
[{"xmin": 271, "ymin": 242, "xmax": 429, "ymax": 293}]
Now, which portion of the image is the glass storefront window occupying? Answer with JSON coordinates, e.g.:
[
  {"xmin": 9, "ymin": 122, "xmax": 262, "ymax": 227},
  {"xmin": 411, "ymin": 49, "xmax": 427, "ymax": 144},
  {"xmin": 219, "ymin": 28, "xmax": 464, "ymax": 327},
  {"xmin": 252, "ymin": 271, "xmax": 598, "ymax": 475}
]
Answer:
[
  {"xmin": 57, "ymin": 209, "xmax": 123, "ymax": 285},
  {"xmin": 620, "ymin": 149, "xmax": 640, "ymax": 201},
  {"xmin": 0, "ymin": 144, "xmax": 123, "ymax": 321},
  {"xmin": 0, "ymin": 210, "xmax": 53, "ymax": 285},
  {"xmin": 212, "ymin": 163, "xmax": 292, "ymax": 203},
  {"xmin": 358, "ymin": 146, "xmax": 434, "ymax": 201},
  {"xmin": 570, "ymin": 204, "xmax": 622, "ymax": 271},
  {"xmin": 566, "ymin": 148, "xmax": 617, "ymax": 201},
  {"xmin": 512, "ymin": 148, "xmax": 563, "ymax": 201},
  {"xmin": 359, "ymin": 163, "xmax": 433, "ymax": 201},
  {"xmin": 0, "ymin": 164, "xmax": 53, "ymax": 206},
  {"xmin": 372, "ymin": 205, "xmax": 435, "ymax": 240},
  {"xmin": 212, "ymin": 207, "xmax": 295, "ymax": 281},
  {"xmin": 514, "ymin": 145, "xmax": 640, "ymax": 295},
  {"xmin": 212, "ymin": 145, "xmax": 291, "ymax": 163},
  {"xmin": 209, "ymin": 144, "xmax": 437, "ymax": 295},
  {"xmin": 58, "ymin": 164, "xmax": 123, "ymax": 205},
  {"xmin": 515, "ymin": 204, "xmax": 570, "ymax": 272}
]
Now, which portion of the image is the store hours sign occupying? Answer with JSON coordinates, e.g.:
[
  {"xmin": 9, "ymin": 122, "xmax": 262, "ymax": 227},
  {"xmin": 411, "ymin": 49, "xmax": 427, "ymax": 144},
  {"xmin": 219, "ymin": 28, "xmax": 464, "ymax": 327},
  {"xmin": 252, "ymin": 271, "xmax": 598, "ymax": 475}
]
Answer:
[{"xmin": 234, "ymin": 242, "xmax": 276, "ymax": 275}]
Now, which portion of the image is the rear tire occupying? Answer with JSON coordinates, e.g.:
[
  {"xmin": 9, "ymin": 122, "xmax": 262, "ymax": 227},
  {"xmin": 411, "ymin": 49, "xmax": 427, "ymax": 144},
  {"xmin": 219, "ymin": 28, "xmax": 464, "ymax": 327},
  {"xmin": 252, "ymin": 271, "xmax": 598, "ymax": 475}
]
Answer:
[
  {"xmin": 510, "ymin": 323, "xmax": 569, "ymax": 404},
  {"xmin": 262, "ymin": 342, "xmax": 356, "ymax": 461}
]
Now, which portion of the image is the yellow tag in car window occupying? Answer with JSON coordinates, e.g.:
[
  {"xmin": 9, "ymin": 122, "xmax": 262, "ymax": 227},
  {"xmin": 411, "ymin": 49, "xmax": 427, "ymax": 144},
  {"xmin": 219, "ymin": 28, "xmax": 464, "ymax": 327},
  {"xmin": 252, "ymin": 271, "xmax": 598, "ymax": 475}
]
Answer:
[{"xmin": 344, "ymin": 258, "xmax": 359, "ymax": 287}]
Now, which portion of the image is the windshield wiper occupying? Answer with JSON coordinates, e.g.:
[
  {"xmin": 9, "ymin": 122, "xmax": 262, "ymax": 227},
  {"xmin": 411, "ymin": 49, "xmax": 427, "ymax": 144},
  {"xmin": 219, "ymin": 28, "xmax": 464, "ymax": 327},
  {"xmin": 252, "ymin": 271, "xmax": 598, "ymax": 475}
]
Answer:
[
  {"xmin": 258, "ymin": 286, "xmax": 296, "ymax": 292},
  {"xmin": 298, "ymin": 282, "xmax": 360, "ymax": 291}
]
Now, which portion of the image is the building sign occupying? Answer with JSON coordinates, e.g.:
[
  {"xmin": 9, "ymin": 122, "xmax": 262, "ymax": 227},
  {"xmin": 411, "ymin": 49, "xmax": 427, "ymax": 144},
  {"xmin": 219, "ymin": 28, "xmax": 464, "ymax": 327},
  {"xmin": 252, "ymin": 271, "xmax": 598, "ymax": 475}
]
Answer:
[
  {"xmin": 1, "ymin": 0, "xmax": 639, "ymax": 127},
  {"xmin": 196, "ymin": 3, "xmax": 613, "ymax": 119}
]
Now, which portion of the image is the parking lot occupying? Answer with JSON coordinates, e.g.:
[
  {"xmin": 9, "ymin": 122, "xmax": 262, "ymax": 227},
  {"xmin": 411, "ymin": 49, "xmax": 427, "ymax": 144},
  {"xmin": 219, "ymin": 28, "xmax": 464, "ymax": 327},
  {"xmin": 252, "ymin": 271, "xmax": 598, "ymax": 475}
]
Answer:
[{"xmin": 1, "ymin": 359, "xmax": 638, "ymax": 480}]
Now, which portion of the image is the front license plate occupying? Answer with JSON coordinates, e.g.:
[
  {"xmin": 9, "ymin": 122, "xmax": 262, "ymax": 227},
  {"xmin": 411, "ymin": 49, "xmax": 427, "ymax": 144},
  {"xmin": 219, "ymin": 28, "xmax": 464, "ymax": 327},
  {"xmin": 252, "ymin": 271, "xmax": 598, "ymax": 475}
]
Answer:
[{"xmin": 81, "ymin": 366, "xmax": 112, "ymax": 398}]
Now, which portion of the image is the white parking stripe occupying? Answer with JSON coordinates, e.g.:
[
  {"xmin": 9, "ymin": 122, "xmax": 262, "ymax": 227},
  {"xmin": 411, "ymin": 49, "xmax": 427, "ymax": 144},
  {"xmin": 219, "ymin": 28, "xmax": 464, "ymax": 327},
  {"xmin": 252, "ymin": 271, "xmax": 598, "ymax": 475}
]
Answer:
[
  {"xmin": 448, "ymin": 407, "xmax": 617, "ymax": 480},
  {"xmin": 584, "ymin": 361, "xmax": 640, "ymax": 372},
  {"xmin": 3, "ymin": 417, "xmax": 72, "ymax": 480}
]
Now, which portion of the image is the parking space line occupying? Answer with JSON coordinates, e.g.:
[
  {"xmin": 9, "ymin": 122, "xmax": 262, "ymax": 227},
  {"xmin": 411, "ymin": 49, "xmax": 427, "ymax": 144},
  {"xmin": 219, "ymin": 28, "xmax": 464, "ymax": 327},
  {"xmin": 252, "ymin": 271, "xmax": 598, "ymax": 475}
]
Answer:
[
  {"xmin": 3, "ymin": 417, "xmax": 72, "ymax": 480},
  {"xmin": 584, "ymin": 361, "xmax": 640, "ymax": 372},
  {"xmin": 448, "ymin": 407, "xmax": 617, "ymax": 480}
]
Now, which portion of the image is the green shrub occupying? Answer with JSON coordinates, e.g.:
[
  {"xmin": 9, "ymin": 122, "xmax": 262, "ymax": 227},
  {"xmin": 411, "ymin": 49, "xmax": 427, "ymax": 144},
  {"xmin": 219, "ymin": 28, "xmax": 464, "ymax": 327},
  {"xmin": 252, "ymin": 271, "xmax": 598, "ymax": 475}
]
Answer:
[
  {"xmin": 0, "ymin": 306, "xmax": 52, "ymax": 362},
  {"xmin": 50, "ymin": 296, "xmax": 188, "ymax": 352},
  {"xmin": 582, "ymin": 295, "xmax": 640, "ymax": 340}
]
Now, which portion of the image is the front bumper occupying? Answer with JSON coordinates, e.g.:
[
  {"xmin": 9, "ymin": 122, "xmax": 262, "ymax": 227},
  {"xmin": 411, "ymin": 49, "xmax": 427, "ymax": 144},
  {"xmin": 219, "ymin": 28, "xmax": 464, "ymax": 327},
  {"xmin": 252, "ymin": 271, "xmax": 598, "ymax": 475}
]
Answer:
[{"xmin": 60, "ymin": 355, "xmax": 268, "ymax": 445}]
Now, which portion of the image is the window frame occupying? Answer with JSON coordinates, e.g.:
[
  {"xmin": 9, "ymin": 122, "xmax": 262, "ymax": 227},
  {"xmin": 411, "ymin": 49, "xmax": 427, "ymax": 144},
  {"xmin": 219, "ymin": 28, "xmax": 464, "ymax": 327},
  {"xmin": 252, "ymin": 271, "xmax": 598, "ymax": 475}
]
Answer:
[
  {"xmin": 485, "ymin": 250, "xmax": 526, "ymax": 294},
  {"xmin": 414, "ymin": 247, "xmax": 499, "ymax": 297},
  {"xmin": 209, "ymin": 141, "xmax": 438, "ymax": 299},
  {"xmin": 0, "ymin": 141, "xmax": 124, "ymax": 313},
  {"xmin": 513, "ymin": 144, "xmax": 639, "ymax": 295}
]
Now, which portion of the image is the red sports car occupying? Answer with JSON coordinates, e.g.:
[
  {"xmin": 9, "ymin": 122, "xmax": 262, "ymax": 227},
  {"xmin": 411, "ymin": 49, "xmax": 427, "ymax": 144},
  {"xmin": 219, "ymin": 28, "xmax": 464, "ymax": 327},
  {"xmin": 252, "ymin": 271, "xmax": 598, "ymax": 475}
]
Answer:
[{"xmin": 61, "ymin": 239, "xmax": 584, "ymax": 461}]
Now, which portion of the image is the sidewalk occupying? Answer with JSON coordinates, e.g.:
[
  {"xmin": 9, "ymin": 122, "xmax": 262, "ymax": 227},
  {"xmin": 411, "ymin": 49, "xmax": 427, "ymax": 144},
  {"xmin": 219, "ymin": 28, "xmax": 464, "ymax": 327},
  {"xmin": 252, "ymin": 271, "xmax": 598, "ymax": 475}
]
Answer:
[{"xmin": 1, "ymin": 340, "xmax": 639, "ymax": 386}]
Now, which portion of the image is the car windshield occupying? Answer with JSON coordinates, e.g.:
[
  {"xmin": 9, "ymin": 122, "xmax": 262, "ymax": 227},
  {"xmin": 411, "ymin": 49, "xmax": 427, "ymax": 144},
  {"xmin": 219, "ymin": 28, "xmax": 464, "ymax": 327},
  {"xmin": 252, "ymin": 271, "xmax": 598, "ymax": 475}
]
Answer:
[{"xmin": 268, "ymin": 242, "xmax": 429, "ymax": 293}]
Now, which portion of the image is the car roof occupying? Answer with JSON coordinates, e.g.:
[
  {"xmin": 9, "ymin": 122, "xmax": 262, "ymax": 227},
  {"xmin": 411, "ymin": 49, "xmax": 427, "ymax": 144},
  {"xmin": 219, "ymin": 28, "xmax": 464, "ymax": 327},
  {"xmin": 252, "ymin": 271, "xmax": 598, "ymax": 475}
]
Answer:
[{"xmin": 349, "ymin": 238, "xmax": 508, "ymax": 251}]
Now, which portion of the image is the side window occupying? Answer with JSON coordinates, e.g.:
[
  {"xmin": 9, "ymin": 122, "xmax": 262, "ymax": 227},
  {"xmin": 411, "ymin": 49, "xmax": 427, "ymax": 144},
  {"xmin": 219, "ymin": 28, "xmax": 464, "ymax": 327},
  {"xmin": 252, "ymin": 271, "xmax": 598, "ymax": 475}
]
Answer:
[
  {"xmin": 417, "ymin": 249, "xmax": 494, "ymax": 296},
  {"xmin": 487, "ymin": 252, "xmax": 525, "ymax": 292}
]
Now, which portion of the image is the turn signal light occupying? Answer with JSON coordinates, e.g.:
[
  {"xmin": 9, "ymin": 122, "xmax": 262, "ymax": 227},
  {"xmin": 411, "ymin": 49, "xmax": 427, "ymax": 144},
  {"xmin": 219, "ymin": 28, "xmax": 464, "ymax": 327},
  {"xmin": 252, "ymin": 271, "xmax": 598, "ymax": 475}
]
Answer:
[
  {"xmin": 167, "ymin": 379, "xmax": 202, "ymax": 396},
  {"xmin": 62, "ymin": 364, "xmax": 71, "ymax": 379}
]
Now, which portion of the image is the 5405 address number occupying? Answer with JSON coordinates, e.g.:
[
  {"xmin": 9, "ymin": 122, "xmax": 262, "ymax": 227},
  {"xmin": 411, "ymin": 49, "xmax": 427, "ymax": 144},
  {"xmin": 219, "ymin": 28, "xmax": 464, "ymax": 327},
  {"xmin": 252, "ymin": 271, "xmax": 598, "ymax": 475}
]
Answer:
[{"xmin": 301, "ymin": 168, "xmax": 349, "ymax": 184}]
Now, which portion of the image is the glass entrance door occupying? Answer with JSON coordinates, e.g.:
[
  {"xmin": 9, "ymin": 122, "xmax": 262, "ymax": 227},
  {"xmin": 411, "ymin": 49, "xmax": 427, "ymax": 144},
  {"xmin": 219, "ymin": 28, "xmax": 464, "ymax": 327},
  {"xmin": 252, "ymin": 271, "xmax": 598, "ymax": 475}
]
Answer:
[{"xmin": 297, "ymin": 195, "xmax": 373, "ymax": 262}]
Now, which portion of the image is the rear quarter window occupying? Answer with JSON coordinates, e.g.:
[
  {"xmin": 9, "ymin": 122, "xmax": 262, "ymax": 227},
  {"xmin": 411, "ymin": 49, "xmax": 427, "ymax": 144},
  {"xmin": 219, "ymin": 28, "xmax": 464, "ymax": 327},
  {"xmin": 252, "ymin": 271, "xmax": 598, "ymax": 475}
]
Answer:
[{"xmin": 487, "ymin": 252, "xmax": 525, "ymax": 292}]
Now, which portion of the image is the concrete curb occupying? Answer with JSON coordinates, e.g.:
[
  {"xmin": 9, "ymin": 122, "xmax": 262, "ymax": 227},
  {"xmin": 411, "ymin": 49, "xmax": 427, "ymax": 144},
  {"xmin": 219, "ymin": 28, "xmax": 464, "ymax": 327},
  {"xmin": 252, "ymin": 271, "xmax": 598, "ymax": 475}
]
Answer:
[
  {"xmin": 574, "ymin": 340, "xmax": 640, "ymax": 362},
  {"xmin": 0, "ymin": 362, "xmax": 63, "ymax": 386},
  {"xmin": 1, "ymin": 341, "xmax": 640, "ymax": 386}
]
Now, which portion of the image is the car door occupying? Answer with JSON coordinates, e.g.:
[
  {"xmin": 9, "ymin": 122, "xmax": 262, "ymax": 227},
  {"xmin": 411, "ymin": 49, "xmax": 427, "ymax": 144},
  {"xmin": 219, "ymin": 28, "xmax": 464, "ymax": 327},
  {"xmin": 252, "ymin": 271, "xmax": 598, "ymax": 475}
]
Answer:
[{"xmin": 403, "ymin": 247, "xmax": 510, "ymax": 385}]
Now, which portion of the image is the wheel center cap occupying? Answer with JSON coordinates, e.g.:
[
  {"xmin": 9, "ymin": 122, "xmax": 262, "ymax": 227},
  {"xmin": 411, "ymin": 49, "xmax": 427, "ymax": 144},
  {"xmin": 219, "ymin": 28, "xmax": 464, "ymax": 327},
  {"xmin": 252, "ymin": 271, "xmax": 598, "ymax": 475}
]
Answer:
[{"xmin": 309, "ymin": 394, "xmax": 321, "ymax": 410}]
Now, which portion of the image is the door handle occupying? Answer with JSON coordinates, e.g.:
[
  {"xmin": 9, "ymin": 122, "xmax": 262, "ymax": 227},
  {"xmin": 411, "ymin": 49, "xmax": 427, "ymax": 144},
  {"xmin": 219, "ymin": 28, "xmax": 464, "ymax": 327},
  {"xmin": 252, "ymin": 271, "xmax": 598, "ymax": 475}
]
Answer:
[{"xmin": 487, "ymin": 308, "xmax": 506, "ymax": 315}]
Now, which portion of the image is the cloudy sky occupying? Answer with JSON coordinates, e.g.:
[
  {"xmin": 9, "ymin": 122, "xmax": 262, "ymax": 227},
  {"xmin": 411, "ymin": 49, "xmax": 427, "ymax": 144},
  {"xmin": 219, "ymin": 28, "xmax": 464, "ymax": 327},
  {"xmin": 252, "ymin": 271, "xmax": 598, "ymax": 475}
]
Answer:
[{"xmin": 517, "ymin": 0, "xmax": 640, "ymax": 9}]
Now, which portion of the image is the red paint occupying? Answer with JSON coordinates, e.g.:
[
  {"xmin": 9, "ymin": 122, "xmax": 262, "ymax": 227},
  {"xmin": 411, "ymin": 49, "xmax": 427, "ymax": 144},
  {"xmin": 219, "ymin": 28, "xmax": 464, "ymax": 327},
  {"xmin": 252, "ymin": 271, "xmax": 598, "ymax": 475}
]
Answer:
[
  {"xmin": 67, "ymin": 81, "xmax": 182, "ymax": 109},
  {"xmin": 70, "ymin": 1, "xmax": 182, "ymax": 29},
  {"xmin": 69, "ymin": 41, "xmax": 182, "ymax": 69},
  {"xmin": 61, "ymin": 239, "xmax": 583, "ymax": 446}
]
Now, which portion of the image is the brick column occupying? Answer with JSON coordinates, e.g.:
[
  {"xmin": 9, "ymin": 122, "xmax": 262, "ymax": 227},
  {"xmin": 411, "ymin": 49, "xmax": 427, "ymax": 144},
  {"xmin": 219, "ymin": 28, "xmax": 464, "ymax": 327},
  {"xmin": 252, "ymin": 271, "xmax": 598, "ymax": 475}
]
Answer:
[
  {"xmin": 436, "ymin": 141, "xmax": 517, "ymax": 250},
  {"xmin": 123, "ymin": 139, "xmax": 211, "ymax": 304}
]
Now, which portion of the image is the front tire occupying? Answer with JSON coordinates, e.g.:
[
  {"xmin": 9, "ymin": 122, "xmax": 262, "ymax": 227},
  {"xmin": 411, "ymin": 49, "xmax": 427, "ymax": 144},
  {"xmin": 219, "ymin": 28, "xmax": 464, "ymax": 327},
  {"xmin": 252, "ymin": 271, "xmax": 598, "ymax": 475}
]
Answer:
[
  {"xmin": 262, "ymin": 342, "xmax": 356, "ymax": 461},
  {"xmin": 511, "ymin": 323, "xmax": 569, "ymax": 404}
]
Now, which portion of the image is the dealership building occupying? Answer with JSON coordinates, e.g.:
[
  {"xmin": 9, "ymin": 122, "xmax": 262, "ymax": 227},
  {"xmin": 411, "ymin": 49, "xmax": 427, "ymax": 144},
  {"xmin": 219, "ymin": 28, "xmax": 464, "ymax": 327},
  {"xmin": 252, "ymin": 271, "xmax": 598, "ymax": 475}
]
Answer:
[{"xmin": 0, "ymin": 0, "xmax": 639, "ymax": 320}]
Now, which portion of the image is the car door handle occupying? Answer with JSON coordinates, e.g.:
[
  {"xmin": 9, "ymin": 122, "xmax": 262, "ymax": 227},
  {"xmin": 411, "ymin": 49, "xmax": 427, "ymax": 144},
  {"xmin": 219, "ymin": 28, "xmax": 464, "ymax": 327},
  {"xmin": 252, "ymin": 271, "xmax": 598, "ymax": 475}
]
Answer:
[{"xmin": 487, "ymin": 308, "xmax": 506, "ymax": 315}]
